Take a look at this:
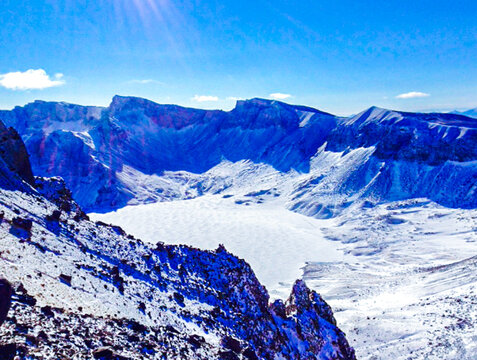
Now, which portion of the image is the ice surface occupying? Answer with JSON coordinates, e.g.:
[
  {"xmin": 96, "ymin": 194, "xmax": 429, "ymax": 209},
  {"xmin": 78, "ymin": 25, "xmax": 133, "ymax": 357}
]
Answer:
[{"xmin": 92, "ymin": 195, "xmax": 343, "ymax": 298}]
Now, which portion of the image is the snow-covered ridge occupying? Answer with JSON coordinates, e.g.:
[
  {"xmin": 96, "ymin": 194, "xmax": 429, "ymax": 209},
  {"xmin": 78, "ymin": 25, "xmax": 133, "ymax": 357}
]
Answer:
[{"xmin": 1, "ymin": 96, "xmax": 475, "ymax": 213}]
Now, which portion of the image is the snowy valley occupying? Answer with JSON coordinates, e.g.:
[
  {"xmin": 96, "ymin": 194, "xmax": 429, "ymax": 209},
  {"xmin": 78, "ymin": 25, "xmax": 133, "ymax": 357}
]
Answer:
[{"xmin": 0, "ymin": 96, "xmax": 476, "ymax": 359}]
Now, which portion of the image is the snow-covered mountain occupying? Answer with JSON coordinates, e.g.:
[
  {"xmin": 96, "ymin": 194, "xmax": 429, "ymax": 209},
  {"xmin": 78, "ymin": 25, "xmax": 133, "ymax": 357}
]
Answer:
[
  {"xmin": 451, "ymin": 108, "xmax": 477, "ymax": 119},
  {"xmin": 1, "ymin": 96, "xmax": 476, "ymax": 359},
  {"xmin": 3, "ymin": 96, "xmax": 475, "ymax": 214},
  {"xmin": 0, "ymin": 120, "xmax": 356, "ymax": 358}
]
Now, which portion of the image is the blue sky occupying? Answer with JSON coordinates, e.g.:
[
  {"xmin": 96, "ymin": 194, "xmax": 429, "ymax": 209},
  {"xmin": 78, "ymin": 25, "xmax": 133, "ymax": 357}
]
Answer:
[{"xmin": 0, "ymin": 0, "xmax": 476, "ymax": 115}]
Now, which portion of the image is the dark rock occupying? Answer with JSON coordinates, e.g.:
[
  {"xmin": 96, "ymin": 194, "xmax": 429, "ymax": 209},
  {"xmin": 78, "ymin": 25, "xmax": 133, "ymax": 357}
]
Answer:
[
  {"xmin": 0, "ymin": 121, "xmax": 35, "ymax": 187},
  {"xmin": 11, "ymin": 217, "xmax": 32, "ymax": 232},
  {"xmin": 12, "ymin": 293, "xmax": 37, "ymax": 307},
  {"xmin": 173, "ymin": 292, "xmax": 185, "ymax": 307},
  {"xmin": 242, "ymin": 348, "xmax": 259, "ymax": 360},
  {"xmin": 187, "ymin": 334, "xmax": 205, "ymax": 348},
  {"xmin": 110, "ymin": 267, "xmax": 125, "ymax": 294},
  {"xmin": 0, "ymin": 343, "xmax": 16, "ymax": 360},
  {"xmin": 287, "ymin": 279, "xmax": 337, "ymax": 325},
  {"xmin": 270, "ymin": 299, "xmax": 287, "ymax": 319},
  {"xmin": 41, "ymin": 305, "xmax": 55, "ymax": 317},
  {"xmin": 127, "ymin": 320, "xmax": 147, "ymax": 333},
  {"xmin": 93, "ymin": 347, "xmax": 114, "ymax": 359},
  {"xmin": 0, "ymin": 279, "xmax": 12, "ymax": 326},
  {"xmin": 165, "ymin": 325, "xmax": 179, "ymax": 334},
  {"xmin": 25, "ymin": 334, "xmax": 39, "ymax": 346},
  {"xmin": 127, "ymin": 334, "xmax": 140, "ymax": 343},
  {"xmin": 140, "ymin": 342, "xmax": 155, "ymax": 355},
  {"xmin": 15, "ymin": 323, "xmax": 29, "ymax": 334},
  {"xmin": 221, "ymin": 336, "xmax": 242, "ymax": 353},
  {"xmin": 45, "ymin": 210, "xmax": 62, "ymax": 222},
  {"xmin": 12, "ymin": 282, "xmax": 27, "ymax": 295},
  {"xmin": 218, "ymin": 350, "xmax": 240, "ymax": 360},
  {"xmin": 34, "ymin": 177, "xmax": 81, "ymax": 215},
  {"xmin": 37, "ymin": 330, "xmax": 49, "ymax": 341},
  {"xmin": 59, "ymin": 274, "xmax": 72, "ymax": 286}
]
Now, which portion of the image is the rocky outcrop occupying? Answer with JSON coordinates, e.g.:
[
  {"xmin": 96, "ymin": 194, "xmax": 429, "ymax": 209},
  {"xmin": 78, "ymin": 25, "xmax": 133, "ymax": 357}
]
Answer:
[{"xmin": 0, "ymin": 121, "xmax": 35, "ymax": 190}]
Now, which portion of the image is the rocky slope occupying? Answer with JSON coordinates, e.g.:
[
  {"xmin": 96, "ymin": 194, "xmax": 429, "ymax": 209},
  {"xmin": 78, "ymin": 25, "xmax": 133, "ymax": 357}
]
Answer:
[
  {"xmin": 0, "ymin": 121, "xmax": 355, "ymax": 359},
  {"xmin": 4, "ymin": 96, "xmax": 474, "ymax": 215}
]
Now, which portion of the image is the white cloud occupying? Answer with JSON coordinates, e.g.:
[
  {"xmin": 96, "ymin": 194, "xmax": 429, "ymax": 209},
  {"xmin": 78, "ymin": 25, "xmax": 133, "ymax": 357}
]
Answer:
[
  {"xmin": 395, "ymin": 91, "xmax": 430, "ymax": 99},
  {"xmin": 269, "ymin": 93, "xmax": 292, "ymax": 100},
  {"xmin": 0, "ymin": 69, "xmax": 65, "ymax": 90},
  {"xmin": 192, "ymin": 95, "xmax": 219, "ymax": 102},
  {"xmin": 226, "ymin": 96, "xmax": 244, "ymax": 101}
]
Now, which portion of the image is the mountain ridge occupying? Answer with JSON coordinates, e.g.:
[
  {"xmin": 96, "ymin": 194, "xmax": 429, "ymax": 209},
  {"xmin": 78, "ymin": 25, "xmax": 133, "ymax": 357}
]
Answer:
[{"xmin": 1, "ymin": 96, "xmax": 475, "ymax": 214}]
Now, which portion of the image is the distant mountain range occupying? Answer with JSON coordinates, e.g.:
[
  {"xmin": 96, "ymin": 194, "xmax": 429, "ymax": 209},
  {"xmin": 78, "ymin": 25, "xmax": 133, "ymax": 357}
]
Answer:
[
  {"xmin": 1, "ymin": 96, "xmax": 475, "ymax": 215},
  {"xmin": 450, "ymin": 108, "xmax": 477, "ymax": 119}
]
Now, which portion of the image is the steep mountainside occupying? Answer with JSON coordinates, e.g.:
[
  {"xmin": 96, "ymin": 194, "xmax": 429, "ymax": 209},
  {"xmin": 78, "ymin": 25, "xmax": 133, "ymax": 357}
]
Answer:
[
  {"xmin": 1, "ymin": 97, "xmax": 475, "ymax": 214},
  {"xmin": 0, "ymin": 120, "xmax": 35, "ymax": 191},
  {"xmin": 0, "ymin": 119, "xmax": 355, "ymax": 359}
]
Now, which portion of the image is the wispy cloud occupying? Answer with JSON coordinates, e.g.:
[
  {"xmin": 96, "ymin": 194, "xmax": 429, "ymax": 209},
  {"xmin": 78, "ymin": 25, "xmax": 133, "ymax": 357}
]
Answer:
[
  {"xmin": 192, "ymin": 95, "xmax": 219, "ymax": 102},
  {"xmin": 270, "ymin": 93, "xmax": 292, "ymax": 100},
  {"xmin": 0, "ymin": 69, "xmax": 65, "ymax": 90},
  {"xmin": 128, "ymin": 79, "xmax": 164, "ymax": 85},
  {"xmin": 396, "ymin": 91, "xmax": 430, "ymax": 99}
]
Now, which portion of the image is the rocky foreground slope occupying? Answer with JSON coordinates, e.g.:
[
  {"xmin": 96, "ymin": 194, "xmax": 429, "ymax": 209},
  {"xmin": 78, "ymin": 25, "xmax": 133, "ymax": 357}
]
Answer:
[
  {"xmin": 2, "ymin": 97, "xmax": 475, "ymax": 214},
  {"xmin": 0, "ymin": 121, "xmax": 355, "ymax": 359}
]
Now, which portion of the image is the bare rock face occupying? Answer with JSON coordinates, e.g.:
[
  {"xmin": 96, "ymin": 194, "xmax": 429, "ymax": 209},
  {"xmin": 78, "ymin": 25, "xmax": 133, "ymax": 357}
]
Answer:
[
  {"xmin": 0, "ymin": 279, "xmax": 12, "ymax": 326},
  {"xmin": 0, "ymin": 121, "xmax": 35, "ymax": 190}
]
